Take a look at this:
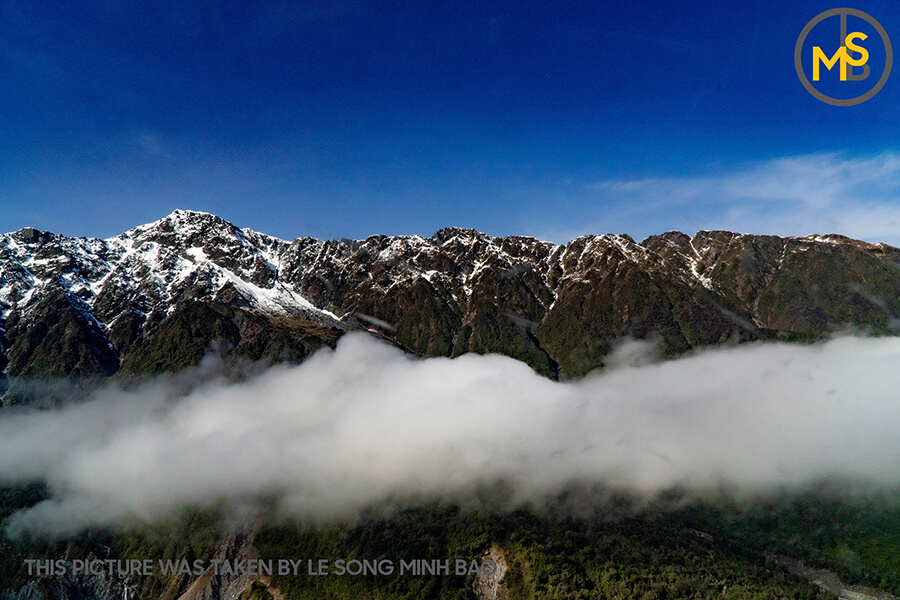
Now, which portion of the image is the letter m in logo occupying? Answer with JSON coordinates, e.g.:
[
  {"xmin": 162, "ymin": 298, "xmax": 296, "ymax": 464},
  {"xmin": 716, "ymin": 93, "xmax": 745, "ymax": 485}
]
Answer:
[{"xmin": 812, "ymin": 13, "xmax": 870, "ymax": 81}]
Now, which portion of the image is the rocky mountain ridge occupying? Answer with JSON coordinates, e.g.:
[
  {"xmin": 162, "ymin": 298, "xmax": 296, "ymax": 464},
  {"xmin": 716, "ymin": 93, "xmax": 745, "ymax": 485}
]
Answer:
[{"xmin": 2, "ymin": 210, "xmax": 900, "ymax": 387}]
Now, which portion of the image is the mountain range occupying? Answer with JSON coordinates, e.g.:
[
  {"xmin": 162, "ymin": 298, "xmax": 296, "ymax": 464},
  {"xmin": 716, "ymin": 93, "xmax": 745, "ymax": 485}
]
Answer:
[{"xmin": 2, "ymin": 209, "xmax": 900, "ymax": 393}]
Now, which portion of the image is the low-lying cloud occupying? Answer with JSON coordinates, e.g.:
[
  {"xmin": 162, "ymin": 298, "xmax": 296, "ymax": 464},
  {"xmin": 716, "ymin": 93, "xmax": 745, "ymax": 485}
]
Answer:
[{"xmin": 2, "ymin": 333, "xmax": 900, "ymax": 537}]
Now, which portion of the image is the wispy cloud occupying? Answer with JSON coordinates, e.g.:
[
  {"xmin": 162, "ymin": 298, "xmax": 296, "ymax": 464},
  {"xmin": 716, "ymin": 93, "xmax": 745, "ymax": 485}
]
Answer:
[
  {"xmin": 532, "ymin": 151, "xmax": 900, "ymax": 245},
  {"xmin": 135, "ymin": 131, "xmax": 164, "ymax": 156}
]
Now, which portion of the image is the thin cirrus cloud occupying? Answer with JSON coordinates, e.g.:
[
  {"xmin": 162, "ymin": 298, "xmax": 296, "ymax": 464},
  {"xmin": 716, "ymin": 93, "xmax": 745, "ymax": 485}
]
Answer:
[{"xmin": 536, "ymin": 151, "xmax": 900, "ymax": 246}]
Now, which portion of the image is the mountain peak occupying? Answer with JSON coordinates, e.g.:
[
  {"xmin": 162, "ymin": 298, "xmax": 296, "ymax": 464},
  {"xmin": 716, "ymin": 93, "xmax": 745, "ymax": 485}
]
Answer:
[
  {"xmin": 9, "ymin": 227, "xmax": 55, "ymax": 246},
  {"xmin": 124, "ymin": 209, "xmax": 235, "ymax": 236},
  {"xmin": 168, "ymin": 208, "xmax": 216, "ymax": 219}
]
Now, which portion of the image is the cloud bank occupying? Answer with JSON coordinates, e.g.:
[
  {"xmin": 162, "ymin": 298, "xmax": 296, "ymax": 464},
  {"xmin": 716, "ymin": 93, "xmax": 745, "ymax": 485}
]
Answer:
[{"xmin": 2, "ymin": 333, "xmax": 900, "ymax": 537}]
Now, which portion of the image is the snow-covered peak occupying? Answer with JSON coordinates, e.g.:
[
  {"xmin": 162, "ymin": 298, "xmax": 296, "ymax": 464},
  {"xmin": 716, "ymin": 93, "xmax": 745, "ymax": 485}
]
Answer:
[
  {"xmin": 0, "ymin": 211, "xmax": 339, "ymax": 340},
  {"xmin": 118, "ymin": 209, "xmax": 239, "ymax": 244}
]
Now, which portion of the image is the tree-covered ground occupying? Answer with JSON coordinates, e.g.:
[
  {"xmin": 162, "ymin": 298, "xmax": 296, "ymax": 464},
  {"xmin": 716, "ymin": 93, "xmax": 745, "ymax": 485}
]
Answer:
[{"xmin": 2, "ymin": 487, "xmax": 899, "ymax": 599}]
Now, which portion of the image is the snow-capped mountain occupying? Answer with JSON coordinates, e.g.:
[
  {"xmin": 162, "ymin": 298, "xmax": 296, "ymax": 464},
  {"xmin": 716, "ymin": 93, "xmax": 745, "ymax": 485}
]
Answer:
[{"xmin": 2, "ymin": 209, "xmax": 900, "ymax": 385}]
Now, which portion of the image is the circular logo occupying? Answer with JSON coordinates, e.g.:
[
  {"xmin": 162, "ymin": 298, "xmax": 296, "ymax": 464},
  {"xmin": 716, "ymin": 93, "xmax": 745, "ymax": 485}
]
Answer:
[{"xmin": 795, "ymin": 8, "xmax": 892, "ymax": 106}]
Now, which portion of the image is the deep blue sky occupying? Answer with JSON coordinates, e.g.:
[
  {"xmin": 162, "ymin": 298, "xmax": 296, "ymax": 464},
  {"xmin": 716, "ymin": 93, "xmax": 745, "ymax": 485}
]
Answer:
[{"xmin": 2, "ymin": 0, "xmax": 899, "ymax": 243}]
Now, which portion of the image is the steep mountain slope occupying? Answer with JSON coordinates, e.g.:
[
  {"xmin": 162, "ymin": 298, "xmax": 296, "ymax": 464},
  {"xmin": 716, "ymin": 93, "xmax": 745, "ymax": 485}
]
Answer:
[{"xmin": 2, "ymin": 210, "xmax": 900, "ymax": 387}]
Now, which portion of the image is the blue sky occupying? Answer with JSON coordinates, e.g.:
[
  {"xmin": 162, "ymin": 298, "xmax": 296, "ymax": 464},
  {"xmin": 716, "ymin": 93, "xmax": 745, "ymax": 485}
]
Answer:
[{"xmin": 1, "ymin": 0, "xmax": 898, "ymax": 244}]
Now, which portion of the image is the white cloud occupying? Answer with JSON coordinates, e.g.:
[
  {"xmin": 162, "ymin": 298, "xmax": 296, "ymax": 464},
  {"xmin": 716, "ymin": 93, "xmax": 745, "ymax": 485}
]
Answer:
[
  {"xmin": 533, "ymin": 151, "xmax": 900, "ymax": 245},
  {"xmin": 2, "ymin": 333, "xmax": 900, "ymax": 537}
]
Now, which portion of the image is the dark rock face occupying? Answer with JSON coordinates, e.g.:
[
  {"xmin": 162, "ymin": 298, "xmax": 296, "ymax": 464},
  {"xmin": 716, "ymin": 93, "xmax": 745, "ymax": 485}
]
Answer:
[
  {"xmin": 118, "ymin": 300, "xmax": 342, "ymax": 375},
  {"xmin": 3, "ymin": 211, "xmax": 900, "ymax": 385},
  {"xmin": 5, "ymin": 285, "xmax": 119, "ymax": 379}
]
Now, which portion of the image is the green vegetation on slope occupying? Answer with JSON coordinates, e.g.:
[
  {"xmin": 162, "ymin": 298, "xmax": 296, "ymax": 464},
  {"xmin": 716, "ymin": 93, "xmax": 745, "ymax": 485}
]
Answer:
[
  {"xmin": 255, "ymin": 503, "xmax": 836, "ymax": 600},
  {"xmin": 677, "ymin": 489, "xmax": 900, "ymax": 595},
  {"xmin": 4, "ymin": 486, "xmax": 900, "ymax": 599}
]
